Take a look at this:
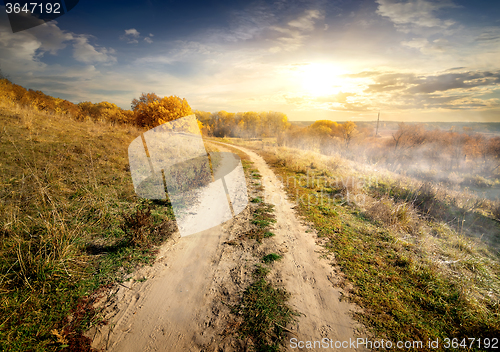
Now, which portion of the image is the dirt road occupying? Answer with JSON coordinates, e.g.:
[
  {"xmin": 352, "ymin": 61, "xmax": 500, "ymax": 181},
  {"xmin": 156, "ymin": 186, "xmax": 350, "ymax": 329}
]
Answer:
[{"xmin": 90, "ymin": 143, "xmax": 365, "ymax": 351}]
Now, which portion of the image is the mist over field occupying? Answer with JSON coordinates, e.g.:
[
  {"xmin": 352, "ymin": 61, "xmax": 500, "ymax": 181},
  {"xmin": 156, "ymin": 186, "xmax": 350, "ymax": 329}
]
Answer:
[{"xmin": 196, "ymin": 110, "xmax": 500, "ymax": 201}]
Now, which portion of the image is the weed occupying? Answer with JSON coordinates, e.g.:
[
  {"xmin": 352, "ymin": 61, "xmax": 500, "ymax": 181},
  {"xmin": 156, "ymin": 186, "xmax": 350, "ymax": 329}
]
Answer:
[
  {"xmin": 262, "ymin": 253, "xmax": 282, "ymax": 263},
  {"xmin": 122, "ymin": 207, "xmax": 154, "ymax": 247},
  {"xmin": 264, "ymin": 231, "xmax": 275, "ymax": 238},
  {"xmin": 366, "ymin": 196, "xmax": 420, "ymax": 234},
  {"xmin": 243, "ymin": 200, "xmax": 276, "ymax": 242},
  {"xmin": 252, "ymin": 219, "xmax": 272, "ymax": 228},
  {"xmin": 253, "ymin": 264, "xmax": 270, "ymax": 278}
]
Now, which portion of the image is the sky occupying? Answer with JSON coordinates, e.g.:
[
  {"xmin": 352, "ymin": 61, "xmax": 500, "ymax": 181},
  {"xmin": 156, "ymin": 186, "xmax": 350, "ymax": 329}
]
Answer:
[{"xmin": 0, "ymin": 0, "xmax": 499, "ymax": 122}]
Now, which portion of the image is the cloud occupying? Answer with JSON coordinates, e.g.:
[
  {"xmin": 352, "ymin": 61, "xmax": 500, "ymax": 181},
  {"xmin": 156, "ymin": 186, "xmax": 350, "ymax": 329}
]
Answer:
[
  {"xmin": 344, "ymin": 71, "xmax": 382, "ymax": 79},
  {"xmin": 73, "ymin": 36, "xmax": 116, "ymax": 64},
  {"xmin": 401, "ymin": 37, "xmax": 428, "ymax": 49},
  {"xmin": 269, "ymin": 9, "xmax": 324, "ymax": 52},
  {"xmin": 401, "ymin": 37, "xmax": 452, "ymax": 55},
  {"xmin": 475, "ymin": 27, "xmax": 500, "ymax": 42},
  {"xmin": 122, "ymin": 28, "xmax": 140, "ymax": 43},
  {"xmin": 136, "ymin": 41, "xmax": 212, "ymax": 65},
  {"xmin": 0, "ymin": 18, "xmax": 72, "ymax": 63},
  {"xmin": 316, "ymin": 92, "xmax": 356, "ymax": 104},
  {"xmin": 125, "ymin": 28, "xmax": 140, "ymax": 37},
  {"xmin": 356, "ymin": 69, "xmax": 500, "ymax": 112},
  {"xmin": 0, "ymin": 17, "xmax": 116, "ymax": 75},
  {"xmin": 364, "ymin": 73, "xmax": 418, "ymax": 93},
  {"xmin": 364, "ymin": 70, "xmax": 500, "ymax": 95},
  {"xmin": 376, "ymin": 0, "xmax": 457, "ymax": 29},
  {"xmin": 282, "ymin": 91, "xmax": 369, "ymax": 112},
  {"xmin": 205, "ymin": 3, "xmax": 276, "ymax": 43},
  {"xmin": 122, "ymin": 28, "xmax": 154, "ymax": 44},
  {"xmin": 288, "ymin": 9, "xmax": 323, "ymax": 31},
  {"xmin": 406, "ymin": 71, "xmax": 500, "ymax": 94}
]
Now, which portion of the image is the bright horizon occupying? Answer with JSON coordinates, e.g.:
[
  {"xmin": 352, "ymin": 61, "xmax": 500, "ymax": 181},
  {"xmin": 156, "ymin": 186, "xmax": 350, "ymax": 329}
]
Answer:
[{"xmin": 0, "ymin": 0, "xmax": 499, "ymax": 122}]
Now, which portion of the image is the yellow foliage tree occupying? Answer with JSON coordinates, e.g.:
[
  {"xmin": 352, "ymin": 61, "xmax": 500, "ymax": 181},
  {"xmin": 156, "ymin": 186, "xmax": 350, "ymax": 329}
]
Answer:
[
  {"xmin": 341, "ymin": 121, "xmax": 358, "ymax": 148},
  {"xmin": 132, "ymin": 93, "xmax": 193, "ymax": 129}
]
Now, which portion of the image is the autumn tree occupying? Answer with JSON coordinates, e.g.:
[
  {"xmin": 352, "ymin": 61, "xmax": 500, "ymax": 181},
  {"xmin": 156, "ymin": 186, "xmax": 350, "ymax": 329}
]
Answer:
[
  {"xmin": 264, "ymin": 111, "xmax": 290, "ymax": 139},
  {"xmin": 239, "ymin": 111, "xmax": 260, "ymax": 138},
  {"xmin": 391, "ymin": 123, "xmax": 426, "ymax": 151},
  {"xmin": 194, "ymin": 110, "xmax": 213, "ymax": 135},
  {"xmin": 132, "ymin": 93, "xmax": 193, "ymax": 128},
  {"xmin": 212, "ymin": 110, "xmax": 236, "ymax": 137},
  {"xmin": 341, "ymin": 121, "xmax": 358, "ymax": 148}
]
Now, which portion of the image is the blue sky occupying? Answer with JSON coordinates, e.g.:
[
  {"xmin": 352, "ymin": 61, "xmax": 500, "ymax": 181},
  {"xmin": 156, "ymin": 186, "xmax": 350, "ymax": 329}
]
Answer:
[{"xmin": 0, "ymin": 0, "xmax": 499, "ymax": 121}]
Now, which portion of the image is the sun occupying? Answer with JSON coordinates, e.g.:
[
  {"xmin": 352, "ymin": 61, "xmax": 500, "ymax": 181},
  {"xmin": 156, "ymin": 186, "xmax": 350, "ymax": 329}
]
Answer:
[{"xmin": 298, "ymin": 63, "xmax": 347, "ymax": 97}]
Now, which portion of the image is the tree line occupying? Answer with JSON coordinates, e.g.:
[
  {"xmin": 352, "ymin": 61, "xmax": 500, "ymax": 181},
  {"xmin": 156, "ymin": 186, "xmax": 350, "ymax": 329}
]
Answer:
[
  {"xmin": 2, "ymin": 77, "xmax": 498, "ymax": 179},
  {"xmin": 0, "ymin": 78, "xmax": 293, "ymax": 139},
  {"xmin": 0, "ymin": 80, "xmax": 291, "ymax": 138},
  {"xmin": 194, "ymin": 110, "xmax": 290, "ymax": 139}
]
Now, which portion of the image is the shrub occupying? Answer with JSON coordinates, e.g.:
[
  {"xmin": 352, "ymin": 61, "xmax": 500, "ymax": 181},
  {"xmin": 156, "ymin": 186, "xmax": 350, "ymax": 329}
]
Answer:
[
  {"xmin": 461, "ymin": 175, "xmax": 494, "ymax": 188},
  {"xmin": 367, "ymin": 197, "xmax": 420, "ymax": 234},
  {"xmin": 121, "ymin": 207, "xmax": 154, "ymax": 247},
  {"xmin": 493, "ymin": 201, "xmax": 500, "ymax": 221}
]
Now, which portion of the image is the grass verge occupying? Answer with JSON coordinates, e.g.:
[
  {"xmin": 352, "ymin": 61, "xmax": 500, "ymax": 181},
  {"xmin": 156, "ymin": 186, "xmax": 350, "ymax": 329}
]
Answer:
[
  {"xmin": 0, "ymin": 106, "xmax": 176, "ymax": 351},
  {"xmin": 238, "ymin": 142, "xmax": 500, "ymax": 350}
]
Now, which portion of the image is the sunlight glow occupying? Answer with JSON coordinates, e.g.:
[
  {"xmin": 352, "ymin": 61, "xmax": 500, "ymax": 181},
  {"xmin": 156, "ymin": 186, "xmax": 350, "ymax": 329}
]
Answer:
[{"xmin": 299, "ymin": 63, "xmax": 348, "ymax": 97}]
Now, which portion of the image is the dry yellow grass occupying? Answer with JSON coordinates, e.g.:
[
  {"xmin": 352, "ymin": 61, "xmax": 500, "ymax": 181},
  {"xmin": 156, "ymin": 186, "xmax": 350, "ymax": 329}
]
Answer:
[{"xmin": 0, "ymin": 102, "xmax": 175, "ymax": 351}]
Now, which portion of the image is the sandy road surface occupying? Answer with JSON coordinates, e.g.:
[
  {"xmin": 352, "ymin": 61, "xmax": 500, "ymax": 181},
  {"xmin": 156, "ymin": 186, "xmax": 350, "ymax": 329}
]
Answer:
[
  {"xmin": 90, "ymin": 143, "xmax": 366, "ymax": 352},
  {"xmin": 222, "ymin": 143, "xmax": 366, "ymax": 351}
]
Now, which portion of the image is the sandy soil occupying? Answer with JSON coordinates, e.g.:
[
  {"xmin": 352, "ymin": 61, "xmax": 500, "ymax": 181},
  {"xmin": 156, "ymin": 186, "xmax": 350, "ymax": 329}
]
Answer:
[{"xmin": 90, "ymin": 143, "xmax": 366, "ymax": 352}]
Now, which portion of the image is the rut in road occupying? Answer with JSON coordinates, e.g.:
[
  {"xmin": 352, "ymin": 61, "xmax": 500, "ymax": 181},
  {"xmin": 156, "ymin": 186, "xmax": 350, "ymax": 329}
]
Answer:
[
  {"xmin": 222, "ymin": 143, "xmax": 366, "ymax": 351},
  {"xmin": 90, "ymin": 142, "xmax": 366, "ymax": 352}
]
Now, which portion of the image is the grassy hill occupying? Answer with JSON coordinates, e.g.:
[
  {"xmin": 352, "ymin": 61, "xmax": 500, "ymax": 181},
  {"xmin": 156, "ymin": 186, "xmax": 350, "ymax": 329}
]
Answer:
[{"xmin": 0, "ymin": 103, "xmax": 176, "ymax": 351}]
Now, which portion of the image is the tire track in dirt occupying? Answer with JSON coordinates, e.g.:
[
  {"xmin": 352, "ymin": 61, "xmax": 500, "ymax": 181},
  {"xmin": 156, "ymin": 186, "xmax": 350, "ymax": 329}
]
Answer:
[
  {"xmin": 220, "ymin": 143, "xmax": 367, "ymax": 352},
  {"xmin": 90, "ymin": 142, "xmax": 366, "ymax": 352},
  {"xmin": 90, "ymin": 144, "xmax": 262, "ymax": 352}
]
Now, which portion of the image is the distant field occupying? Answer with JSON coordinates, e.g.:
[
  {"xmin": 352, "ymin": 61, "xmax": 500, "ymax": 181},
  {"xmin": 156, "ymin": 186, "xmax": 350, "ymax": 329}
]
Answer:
[{"xmin": 291, "ymin": 120, "xmax": 500, "ymax": 134}]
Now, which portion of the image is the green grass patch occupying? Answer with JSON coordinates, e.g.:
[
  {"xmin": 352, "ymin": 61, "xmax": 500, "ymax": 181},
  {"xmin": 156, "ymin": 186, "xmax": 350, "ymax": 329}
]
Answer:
[
  {"xmin": 252, "ymin": 219, "xmax": 272, "ymax": 228},
  {"xmin": 232, "ymin": 266, "xmax": 298, "ymax": 352},
  {"xmin": 251, "ymin": 169, "xmax": 262, "ymax": 179},
  {"xmin": 244, "ymin": 201, "xmax": 277, "ymax": 242},
  {"xmin": 262, "ymin": 253, "xmax": 282, "ymax": 264}
]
